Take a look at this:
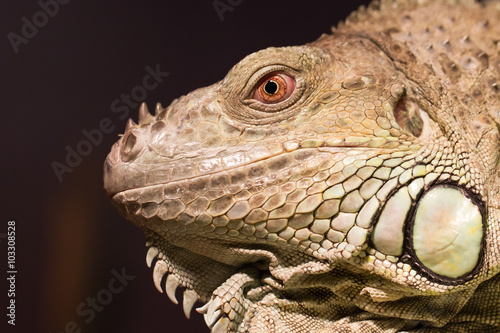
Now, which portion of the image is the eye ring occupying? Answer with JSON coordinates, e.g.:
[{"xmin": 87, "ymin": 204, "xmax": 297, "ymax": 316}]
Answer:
[
  {"xmin": 240, "ymin": 65, "xmax": 305, "ymax": 114},
  {"xmin": 253, "ymin": 73, "xmax": 295, "ymax": 103}
]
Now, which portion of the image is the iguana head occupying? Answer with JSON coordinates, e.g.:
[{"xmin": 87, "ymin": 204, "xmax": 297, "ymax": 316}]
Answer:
[{"xmin": 104, "ymin": 1, "xmax": 500, "ymax": 331}]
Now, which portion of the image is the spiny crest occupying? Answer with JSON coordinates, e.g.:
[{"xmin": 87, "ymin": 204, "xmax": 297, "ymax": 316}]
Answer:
[{"xmin": 333, "ymin": 0, "xmax": 482, "ymax": 32}]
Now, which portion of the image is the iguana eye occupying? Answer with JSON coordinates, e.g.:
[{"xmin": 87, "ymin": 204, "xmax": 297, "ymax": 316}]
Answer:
[{"xmin": 253, "ymin": 73, "xmax": 295, "ymax": 103}]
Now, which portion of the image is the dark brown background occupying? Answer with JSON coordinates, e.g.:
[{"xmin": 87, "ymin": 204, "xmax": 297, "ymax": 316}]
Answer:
[{"xmin": 1, "ymin": 1, "xmax": 370, "ymax": 332}]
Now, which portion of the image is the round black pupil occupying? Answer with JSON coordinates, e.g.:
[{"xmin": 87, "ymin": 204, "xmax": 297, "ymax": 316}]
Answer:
[{"xmin": 264, "ymin": 80, "xmax": 278, "ymax": 95}]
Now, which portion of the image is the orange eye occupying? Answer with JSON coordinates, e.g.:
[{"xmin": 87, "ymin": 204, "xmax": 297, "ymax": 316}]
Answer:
[{"xmin": 253, "ymin": 73, "xmax": 295, "ymax": 103}]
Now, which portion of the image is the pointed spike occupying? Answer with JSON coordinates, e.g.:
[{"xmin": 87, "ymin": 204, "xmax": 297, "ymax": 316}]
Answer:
[
  {"xmin": 196, "ymin": 302, "xmax": 210, "ymax": 314},
  {"xmin": 125, "ymin": 118, "xmax": 136, "ymax": 131},
  {"xmin": 206, "ymin": 298, "xmax": 222, "ymax": 328},
  {"xmin": 146, "ymin": 246, "xmax": 159, "ymax": 268},
  {"xmin": 138, "ymin": 102, "xmax": 151, "ymax": 123},
  {"xmin": 478, "ymin": 19, "xmax": 489, "ymax": 28},
  {"xmin": 207, "ymin": 309, "xmax": 222, "ymax": 329},
  {"xmin": 207, "ymin": 297, "xmax": 221, "ymax": 316},
  {"xmin": 203, "ymin": 312, "xmax": 212, "ymax": 328},
  {"xmin": 211, "ymin": 317, "xmax": 230, "ymax": 333},
  {"xmin": 183, "ymin": 289, "xmax": 199, "ymax": 319},
  {"xmin": 155, "ymin": 102, "xmax": 163, "ymax": 115},
  {"xmin": 152, "ymin": 260, "xmax": 168, "ymax": 293},
  {"xmin": 157, "ymin": 106, "xmax": 169, "ymax": 120},
  {"xmin": 165, "ymin": 274, "xmax": 181, "ymax": 304},
  {"xmin": 441, "ymin": 39, "xmax": 451, "ymax": 50}
]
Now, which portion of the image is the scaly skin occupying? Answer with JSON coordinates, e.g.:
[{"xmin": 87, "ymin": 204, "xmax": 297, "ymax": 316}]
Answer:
[{"xmin": 104, "ymin": 0, "xmax": 500, "ymax": 332}]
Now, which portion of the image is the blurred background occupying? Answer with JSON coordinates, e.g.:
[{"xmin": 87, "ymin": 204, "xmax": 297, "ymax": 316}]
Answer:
[{"xmin": 1, "ymin": 1, "xmax": 370, "ymax": 332}]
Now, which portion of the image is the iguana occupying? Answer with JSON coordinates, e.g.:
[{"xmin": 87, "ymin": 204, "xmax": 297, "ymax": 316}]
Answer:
[{"xmin": 103, "ymin": 0, "xmax": 500, "ymax": 331}]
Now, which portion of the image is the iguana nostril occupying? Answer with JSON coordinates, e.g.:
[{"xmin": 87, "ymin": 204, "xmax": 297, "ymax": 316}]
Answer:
[{"xmin": 120, "ymin": 131, "xmax": 141, "ymax": 162}]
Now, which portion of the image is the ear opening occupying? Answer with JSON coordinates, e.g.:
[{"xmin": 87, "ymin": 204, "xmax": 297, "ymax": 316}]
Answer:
[{"xmin": 393, "ymin": 96, "xmax": 424, "ymax": 137}]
